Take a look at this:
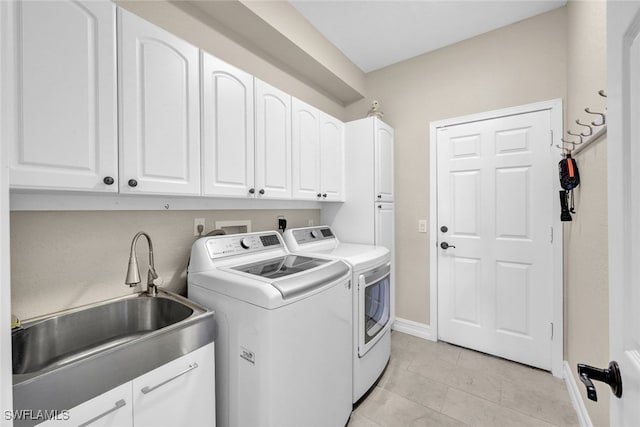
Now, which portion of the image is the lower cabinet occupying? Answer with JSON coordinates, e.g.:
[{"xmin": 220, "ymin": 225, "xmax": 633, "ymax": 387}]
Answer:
[{"xmin": 39, "ymin": 344, "xmax": 215, "ymax": 427}]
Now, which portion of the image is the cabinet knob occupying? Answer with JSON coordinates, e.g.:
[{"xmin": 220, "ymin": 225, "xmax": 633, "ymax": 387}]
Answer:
[
  {"xmin": 322, "ymin": 193, "xmax": 327, "ymax": 198},
  {"xmin": 249, "ymin": 188, "xmax": 255, "ymax": 194},
  {"xmin": 378, "ymin": 205, "xmax": 382, "ymax": 209},
  {"xmin": 103, "ymin": 176, "xmax": 114, "ymax": 185},
  {"xmin": 377, "ymin": 194, "xmax": 382, "ymax": 199},
  {"xmin": 317, "ymin": 193, "xmax": 322, "ymax": 198},
  {"xmin": 128, "ymin": 179, "xmax": 138, "ymax": 188},
  {"xmin": 259, "ymin": 189, "xmax": 265, "ymax": 195}
]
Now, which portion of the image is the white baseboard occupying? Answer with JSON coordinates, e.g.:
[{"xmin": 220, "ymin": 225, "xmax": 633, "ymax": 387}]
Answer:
[
  {"xmin": 563, "ymin": 360, "xmax": 593, "ymax": 427},
  {"xmin": 392, "ymin": 318, "xmax": 435, "ymax": 341}
]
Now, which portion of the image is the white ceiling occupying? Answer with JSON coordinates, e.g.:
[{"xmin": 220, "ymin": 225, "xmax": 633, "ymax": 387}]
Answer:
[{"xmin": 289, "ymin": 0, "xmax": 567, "ymax": 73}]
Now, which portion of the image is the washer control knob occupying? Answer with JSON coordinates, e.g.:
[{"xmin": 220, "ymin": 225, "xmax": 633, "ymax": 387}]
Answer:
[
  {"xmin": 240, "ymin": 238, "xmax": 252, "ymax": 249},
  {"xmin": 310, "ymin": 230, "xmax": 320, "ymax": 238}
]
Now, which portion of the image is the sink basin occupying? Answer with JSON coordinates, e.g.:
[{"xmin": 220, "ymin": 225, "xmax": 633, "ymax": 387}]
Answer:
[
  {"xmin": 12, "ymin": 289, "xmax": 214, "ymax": 427},
  {"xmin": 13, "ymin": 296, "xmax": 194, "ymax": 375}
]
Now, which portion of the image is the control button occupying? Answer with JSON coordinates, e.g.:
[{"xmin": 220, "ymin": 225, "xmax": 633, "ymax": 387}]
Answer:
[
  {"xmin": 310, "ymin": 230, "xmax": 320, "ymax": 238},
  {"xmin": 240, "ymin": 238, "xmax": 251, "ymax": 249}
]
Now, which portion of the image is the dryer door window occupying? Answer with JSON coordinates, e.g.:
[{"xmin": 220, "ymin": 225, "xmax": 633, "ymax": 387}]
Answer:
[{"xmin": 358, "ymin": 263, "xmax": 391, "ymax": 357}]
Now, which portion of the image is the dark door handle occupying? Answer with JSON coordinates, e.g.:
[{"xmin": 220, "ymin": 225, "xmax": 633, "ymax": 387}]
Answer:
[
  {"xmin": 440, "ymin": 242, "xmax": 456, "ymax": 249},
  {"xmin": 577, "ymin": 361, "xmax": 622, "ymax": 401}
]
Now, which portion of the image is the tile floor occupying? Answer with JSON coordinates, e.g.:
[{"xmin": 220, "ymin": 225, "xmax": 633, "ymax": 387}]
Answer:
[{"xmin": 349, "ymin": 331, "xmax": 579, "ymax": 427}]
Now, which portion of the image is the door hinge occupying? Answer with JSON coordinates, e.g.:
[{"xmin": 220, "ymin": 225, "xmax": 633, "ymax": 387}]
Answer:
[
  {"xmin": 550, "ymin": 226, "xmax": 554, "ymax": 244},
  {"xmin": 550, "ymin": 130, "xmax": 554, "ymax": 146},
  {"xmin": 551, "ymin": 322, "xmax": 554, "ymax": 340}
]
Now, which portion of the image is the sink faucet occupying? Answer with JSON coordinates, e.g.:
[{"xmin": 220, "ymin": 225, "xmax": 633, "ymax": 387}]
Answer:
[{"xmin": 125, "ymin": 231, "xmax": 159, "ymax": 296}]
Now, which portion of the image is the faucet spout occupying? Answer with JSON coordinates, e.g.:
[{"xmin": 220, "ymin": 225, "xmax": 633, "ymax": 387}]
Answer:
[{"xmin": 125, "ymin": 231, "xmax": 159, "ymax": 296}]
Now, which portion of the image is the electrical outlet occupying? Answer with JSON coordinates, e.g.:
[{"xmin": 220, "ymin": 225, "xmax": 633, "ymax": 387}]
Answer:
[
  {"xmin": 418, "ymin": 220, "xmax": 427, "ymax": 233},
  {"xmin": 194, "ymin": 218, "xmax": 205, "ymax": 236}
]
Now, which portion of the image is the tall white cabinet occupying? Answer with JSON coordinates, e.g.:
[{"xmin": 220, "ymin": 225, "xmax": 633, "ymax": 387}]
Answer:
[
  {"xmin": 321, "ymin": 117, "xmax": 394, "ymax": 246},
  {"xmin": 118, "ymin": 8, "xmax": 201, "ymax": 196},
  {"xmin": 4, "ymin": 0, "xmax": 118, "ymax": 192}
]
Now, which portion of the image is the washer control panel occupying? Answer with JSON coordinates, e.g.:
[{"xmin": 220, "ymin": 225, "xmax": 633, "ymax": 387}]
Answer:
[
  {"xmin": 206, "ymin": 232, "xmax": 283, "ymax": 259},
  {"xmin": 291, "ymin": 227, "xmax": 335, "ymax": 245}
]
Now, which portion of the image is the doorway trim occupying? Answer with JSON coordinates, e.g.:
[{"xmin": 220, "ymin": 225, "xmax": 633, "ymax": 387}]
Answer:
[{"xmin": 428, "ymin": 99, "xmax": 564, "ymax": 377}]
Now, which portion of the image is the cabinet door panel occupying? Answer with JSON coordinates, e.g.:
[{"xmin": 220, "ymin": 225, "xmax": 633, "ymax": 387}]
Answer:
[
  {"xmin": 118, "ymin": 9, "xmax": 200, "ymax": 195},
  {"xmin": 133, "ymin": 344, "xmax": 215, "ymax": 427},
  {"xmin": 255, "ymin": 80, "xmax": 291, "ymax": 199},
  {"xmin": 375, "ymin": 120, "xmax": 394, "ymax": 202},
  {"xmin": 202, "ymin": 52, "xmax": 254, "ymax": 197},
  {"xmin": 39, "ymin": 382, "xmax": 132, "ymax": 427},
  {"xmin": 319, "ymin": 112, "xmax": 344, "ymax": 201},
  {"xmin": 292, "ymin": 98, "xmax": 319, "ymax": 200},
  {"xmin": 7, "ymin": 1, "xmax": 117, "ymax": 191}
]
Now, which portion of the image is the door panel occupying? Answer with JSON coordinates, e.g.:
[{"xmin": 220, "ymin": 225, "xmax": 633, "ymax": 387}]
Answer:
[
  {"xmin": 375, "ymin": 120, "xmax": 394, "ymax": 202},
  {"xmin": 255, "ymin": 80, "xmax": 291, "ymax": 199},
  {"xmin": 9, "ymin": 0, "xmax": 117, "ymax": 191},
  {"xmin": 118, "ymin": 9, "xmax": 200, "ymax": 195},
  {"xmin": 201, "ymin": 52, "xmax": 254, "ymax": 197},
  {"xmin": 437, "ymin": 110, "xmax": 554, "ymax": 370},
  {"xmin": 609, "ymin": 2, "xmax": 640, "ymax": 423},
  {"xmin": 319, "ymin": 112, "xmax": 344, "ymax": 201},
  {"xmin": 292, "ymin": 98, "xmax": 319, "ymax": 200}
]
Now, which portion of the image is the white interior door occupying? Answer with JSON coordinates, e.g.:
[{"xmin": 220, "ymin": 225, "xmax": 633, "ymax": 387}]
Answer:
[
  {"xmin": 436, "ymin": 109, "xmax": 556, "ymax": 370},
  {"xmin": 608, "ymin": 2, "xmax": 640, "ymax": 424}
]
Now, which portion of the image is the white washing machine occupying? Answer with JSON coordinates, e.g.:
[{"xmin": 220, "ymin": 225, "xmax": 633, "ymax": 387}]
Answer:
[
  {"xmin": 284, "ymin": 226, "xmax": 392, "ymax": 403},
  {"xmin": 188, "ymin": 231, "xmax": 352, "ymax": 427}
]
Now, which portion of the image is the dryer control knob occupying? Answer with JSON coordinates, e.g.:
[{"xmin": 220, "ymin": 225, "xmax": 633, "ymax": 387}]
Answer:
[
  {"xmin": 310, "ymin": 230, "xmax": 320, "ymax": 239},
  {"xmin": 240, "ymin": 238, "xmax": 251, "ymax": 249}
]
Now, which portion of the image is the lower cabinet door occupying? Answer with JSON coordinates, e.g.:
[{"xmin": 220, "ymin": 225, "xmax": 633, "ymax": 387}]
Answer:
[
  {"xmin": 39, "ymin": 383, "xmax": 133, "ymax": 427},
  {"xmin": 132, "ymin": 343, "xmax": 215, "ymax": 427}
]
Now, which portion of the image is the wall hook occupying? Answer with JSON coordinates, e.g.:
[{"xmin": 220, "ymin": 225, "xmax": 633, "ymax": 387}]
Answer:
[
  {"xmin": 560, "ymin": 138, "xmax": 577, "ymax": 150},
  {"xmin": 575, "ymin": 119, "xmax": 593, "ymax": 136},
  {"xmin": 598, "ymin": 89, "xmax": 607, "ymax": 98},
  {"xmin": 567, "ymin": 130, "xmax": 584, "ymax": 145},
  {"xmin": 585, "ymin": 107, "xmax": 606, "ymax": 126}
]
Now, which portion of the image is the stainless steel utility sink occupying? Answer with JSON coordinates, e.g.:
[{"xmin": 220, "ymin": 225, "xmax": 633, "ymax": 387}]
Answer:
[{"xmin": 12, "ymin": 289, "xmax": 214, "ymax": 427}]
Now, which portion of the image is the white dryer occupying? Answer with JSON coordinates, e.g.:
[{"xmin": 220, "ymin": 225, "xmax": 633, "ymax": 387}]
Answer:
[
  {"xmin": 188, "ymin": 231, "xmax": 352, "ymax": 427},
  {"xmin": 284, "ymin": 226, "xmax": 392, "ymax": 403}
]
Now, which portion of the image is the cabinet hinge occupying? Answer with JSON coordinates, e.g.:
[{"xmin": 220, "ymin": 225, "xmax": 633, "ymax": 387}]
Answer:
[
  {"xmin": 551, "ymin": 322, "xmax": 554, "ymax": 340},
  {"xmin": 550, "ymin": 226, "xmax": 554, "ymax": 244},
  {"xmin": 550, "ymin": 130, "xmax": 554, "ymax": 146}
]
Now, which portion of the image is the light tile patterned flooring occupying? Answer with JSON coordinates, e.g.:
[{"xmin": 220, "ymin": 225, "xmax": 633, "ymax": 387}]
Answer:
[{"xmin": 349, "ymin": 331, "xmax": 579, "ymax": 427}]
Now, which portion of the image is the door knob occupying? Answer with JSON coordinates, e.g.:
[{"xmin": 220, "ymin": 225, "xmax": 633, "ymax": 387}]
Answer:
[
  {"xmin": 440, "ymin": 242, "xmax": 455, "ymax": 249},
  {"xmin": 577, "ymin": 361, "xmax": 623, "ymax": 401}
]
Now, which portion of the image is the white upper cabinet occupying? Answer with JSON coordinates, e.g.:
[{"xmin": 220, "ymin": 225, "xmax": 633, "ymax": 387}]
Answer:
[
  {"xmin": 375, "ymin": 120, "xmax": 394, "ymax": 202},
  {"xmin": 319, "ymin": 112, "xmax": 344, "ymax": 201},
  {"xmin": 292, "ymin": 99, "xmax": 344, "ymax": 201},
  {"xmin": 118, "ymin": 9, "xmax": 200, "ymax": 196},
  {"xmin": 292, "ymin": 98, "xmax": 320, "ymax": 200},
  {"xmin": 201, "ymin": 52, "xmax": 255, "ymax": 198},
  {"xmin": 5, "ymin": 1, "xmax": 118, "ymax": 192},
  {"xmin": 255, "ymin": 79, "xmax": 292, "ymax": 199}
]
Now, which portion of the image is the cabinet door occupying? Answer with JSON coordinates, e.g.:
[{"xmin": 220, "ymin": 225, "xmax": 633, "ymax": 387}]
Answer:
[
  {"xmin": 133, "ymin": 343, "xmax": 215, "ymax": 427},
  {"xmin": 375, "ymin": 202, "xmax": 394, "ymax": 252},
  {"xmin": 374, "ymin": 120, "xmax": 394, "ymax": 202},
  {"xmin": 254, "ymin": 79, "xmax": 291, "ymax": 199},
  {"xmin": 292, "ymin": 98, "xmax": 320, "ymax": 200},
  {"xmin": 118, "ymin": 9, "xmax": 200, "ymax": 196},
  {"xmin": 39, "ymin": 382, "xmax": 133, "ymax": 427},
  {"xmin": 201, "ymin": 52, "xmax": 255, "ymax": 198},
  {"xmin": 319, "ymin": 112, "xmax": 344, "ymax": 201},
  {"xmin": 6, "ymin": 1, "xmax": 118, "ymax": 192}
]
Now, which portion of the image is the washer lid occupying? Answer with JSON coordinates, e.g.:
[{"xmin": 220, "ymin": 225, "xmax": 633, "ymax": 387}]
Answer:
[{"xmin": 230, "ymin": 255, "xmax": 329, "ymax": 279}]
